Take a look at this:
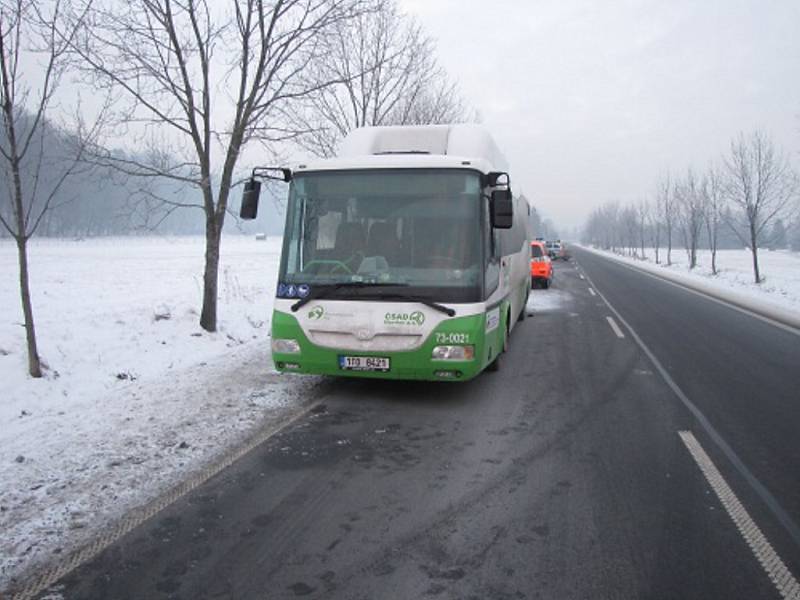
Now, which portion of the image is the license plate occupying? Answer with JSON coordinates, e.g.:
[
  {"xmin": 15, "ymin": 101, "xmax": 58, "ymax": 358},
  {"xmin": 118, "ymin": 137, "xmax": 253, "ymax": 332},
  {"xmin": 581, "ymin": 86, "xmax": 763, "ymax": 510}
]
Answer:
[{"xmin": 339, "ymin": 355, "xmax": 390, "ymax": 372}]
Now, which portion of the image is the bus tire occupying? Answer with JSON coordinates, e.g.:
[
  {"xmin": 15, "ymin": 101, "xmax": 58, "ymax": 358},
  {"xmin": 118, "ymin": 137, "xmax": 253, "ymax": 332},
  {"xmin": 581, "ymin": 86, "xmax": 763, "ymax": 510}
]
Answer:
[{"xmin": 487, "ymin": 316, "xmax": 509, "ymax": 372}]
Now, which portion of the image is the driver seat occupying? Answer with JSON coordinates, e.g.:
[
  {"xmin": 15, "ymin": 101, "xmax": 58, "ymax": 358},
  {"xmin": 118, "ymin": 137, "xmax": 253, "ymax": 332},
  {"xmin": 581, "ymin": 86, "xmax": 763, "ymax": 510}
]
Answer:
[
  {"xmin": 334, "ymin": 222, "xmax": 366, "ymax": 267},
  {"xmin": 366, "ymin": 221, "xmax": 401, "ymax": 265}
]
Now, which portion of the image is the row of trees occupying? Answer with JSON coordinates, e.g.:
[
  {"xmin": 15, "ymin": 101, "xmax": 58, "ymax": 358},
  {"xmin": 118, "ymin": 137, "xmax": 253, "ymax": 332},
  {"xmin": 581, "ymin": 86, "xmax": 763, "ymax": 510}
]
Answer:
[
  {"xmin": 583, "ymin": 131, "xmax": 799, "ymax": 283},
  {"xmin": 522, "ymin": 195, "xmax": 559, "ymax": 241},
  {"xmin": 1, "ymin": 0, "xmax": 471, "ymax": 377}
]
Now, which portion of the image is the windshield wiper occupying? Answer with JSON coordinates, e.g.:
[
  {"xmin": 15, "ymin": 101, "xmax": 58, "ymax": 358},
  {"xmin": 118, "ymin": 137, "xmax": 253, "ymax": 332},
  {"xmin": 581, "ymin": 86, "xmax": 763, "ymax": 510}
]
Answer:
[
  {"xmin": 353, "ymin": 292, "xmax": 456, "ymax": 317},
  {"xmin": 290, "ymin": 282, "xmax": 409, "ymax": 312}
]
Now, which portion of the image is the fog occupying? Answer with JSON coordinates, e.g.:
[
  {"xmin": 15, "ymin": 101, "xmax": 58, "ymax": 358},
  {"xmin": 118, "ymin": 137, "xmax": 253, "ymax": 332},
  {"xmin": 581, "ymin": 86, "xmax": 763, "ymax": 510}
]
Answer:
[
  {"xmin": 5, "ymin": 0, "xmax": 799, "ymax": 238},
  {"xmin": 399, "ymin": 0, "xmax": 800, "ymax": 232}
]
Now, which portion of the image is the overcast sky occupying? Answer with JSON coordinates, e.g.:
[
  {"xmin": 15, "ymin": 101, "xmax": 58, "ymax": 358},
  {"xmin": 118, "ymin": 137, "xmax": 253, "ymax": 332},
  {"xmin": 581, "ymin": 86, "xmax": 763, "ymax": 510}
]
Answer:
[{"xmin": 399, "ymin": 0, "xmax": 800, "ymax": 231}]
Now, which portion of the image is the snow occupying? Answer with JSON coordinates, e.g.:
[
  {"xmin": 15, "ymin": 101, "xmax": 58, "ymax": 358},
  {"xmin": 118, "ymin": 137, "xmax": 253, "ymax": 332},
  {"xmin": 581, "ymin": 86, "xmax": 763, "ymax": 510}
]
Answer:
[
  {"xmin": 0, "ymin": 235, "xmax": 317, "ymax": 590},
  {"xmin": 580, "ymin": 245, "xmax": 800, "ymax": 318},
  {"xmin": 527, "ymin": 287, "xmax": 573, "ymax": 313}
]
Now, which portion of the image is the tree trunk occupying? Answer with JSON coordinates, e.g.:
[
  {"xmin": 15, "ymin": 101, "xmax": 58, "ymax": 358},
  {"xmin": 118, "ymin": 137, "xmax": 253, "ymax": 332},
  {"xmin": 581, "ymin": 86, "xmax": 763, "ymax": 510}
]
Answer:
[
  {"xmin": 666, "ymin": 225, "xmax": 672, "ymax": 265},
  {"xmin": 16, "ymin": 237, "xmax": 42, "ymax": 377},
  {"xmin": 200, "ymin": 215, "xmax": 221, "ymax": 332},
  {"xmin": 654, "ymin": 230, "xmax": 660, "ymax": 264},
  {"xmin": 710, "ymin": 225, "xmax": 718, "ymax": 275},
  {"xmin": 750, "ymin": 225, "xmax": 761, "ymax": 284}
]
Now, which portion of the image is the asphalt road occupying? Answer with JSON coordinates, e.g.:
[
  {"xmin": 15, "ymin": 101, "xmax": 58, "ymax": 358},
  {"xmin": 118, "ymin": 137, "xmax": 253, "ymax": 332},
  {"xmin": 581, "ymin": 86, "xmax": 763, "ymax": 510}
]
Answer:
[{"xmin": 40, "ymin": 249, "xmax": 800, "ymax": 600}]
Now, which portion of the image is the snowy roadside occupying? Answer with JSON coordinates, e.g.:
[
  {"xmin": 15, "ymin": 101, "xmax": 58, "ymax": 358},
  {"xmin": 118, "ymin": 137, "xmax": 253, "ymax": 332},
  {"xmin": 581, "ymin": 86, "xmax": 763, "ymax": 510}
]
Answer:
[
  {"xmin": 577, "ymin": 245, "xmax": 800, "ymax": 321},
  {"xmin": 0, "ymin": 236, "xmax": 321, "ymax": 591},
  {"xmin": 1, "ymin": 345, "xmax": 323, "ymax": 591}
]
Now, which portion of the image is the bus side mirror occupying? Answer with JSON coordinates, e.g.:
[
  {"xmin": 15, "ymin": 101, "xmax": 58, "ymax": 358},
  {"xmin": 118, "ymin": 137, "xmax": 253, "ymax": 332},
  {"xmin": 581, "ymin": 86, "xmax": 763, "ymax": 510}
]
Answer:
[
  {"xmin": 490, "ymin": 189, "xmax": 513, "ymax": 229},
  {"xmin": 240, "ymin": 179, "xmax": 261, "ymax": 220}
]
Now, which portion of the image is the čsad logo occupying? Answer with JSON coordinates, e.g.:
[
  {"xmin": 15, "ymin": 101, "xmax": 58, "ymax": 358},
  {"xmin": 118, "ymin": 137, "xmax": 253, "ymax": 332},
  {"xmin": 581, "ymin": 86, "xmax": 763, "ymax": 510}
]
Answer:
[{"xmin": 384, "ymin": 310, "xmax": 425, "ymax": 326}]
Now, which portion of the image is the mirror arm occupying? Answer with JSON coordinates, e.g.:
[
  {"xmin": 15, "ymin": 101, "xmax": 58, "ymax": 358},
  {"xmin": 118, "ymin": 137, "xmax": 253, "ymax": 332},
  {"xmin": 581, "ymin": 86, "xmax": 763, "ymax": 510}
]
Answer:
[
  {"xmin": 252, "ymin": 167, "xmax": 292, "ymax": 183},
  {"xmin": 487, "ymin": 171, "xmax": 511, "ymax": 188}
]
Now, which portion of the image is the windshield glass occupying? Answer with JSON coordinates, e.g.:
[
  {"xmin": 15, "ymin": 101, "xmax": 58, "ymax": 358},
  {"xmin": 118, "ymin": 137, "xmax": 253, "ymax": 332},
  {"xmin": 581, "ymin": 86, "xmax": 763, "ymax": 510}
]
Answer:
[
  {"xmin": 531, "ymin": 244, "xmax": 544, "ymax": 258},
  {"xmin": 279, "ymin": 169, "xmax": 483, "ymax": 301}
]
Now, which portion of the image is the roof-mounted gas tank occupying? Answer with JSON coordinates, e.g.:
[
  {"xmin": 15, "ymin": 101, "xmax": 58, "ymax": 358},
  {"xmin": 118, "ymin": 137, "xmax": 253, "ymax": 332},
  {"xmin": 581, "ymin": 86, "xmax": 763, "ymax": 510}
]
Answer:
[{"xmin": 337, "ymin": 124, "xmax": 509, "ymax": 173}]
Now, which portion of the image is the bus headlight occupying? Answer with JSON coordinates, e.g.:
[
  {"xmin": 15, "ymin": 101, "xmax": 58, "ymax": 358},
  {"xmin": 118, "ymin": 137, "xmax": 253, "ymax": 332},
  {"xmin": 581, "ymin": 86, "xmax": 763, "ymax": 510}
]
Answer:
[
  {"xmin": 432, "ymin": 345, "xmax": 475, "ymax": 360},
  {"xmin": 272, "ymin": 338, "xmax": 301, "ymax": 354}
]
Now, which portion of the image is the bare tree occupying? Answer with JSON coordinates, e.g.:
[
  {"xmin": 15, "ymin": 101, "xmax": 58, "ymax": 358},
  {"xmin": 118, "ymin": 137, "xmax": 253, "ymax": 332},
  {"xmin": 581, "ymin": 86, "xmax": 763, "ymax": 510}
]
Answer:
[
  {"xmin": 292, "ymin": 0, "xmax": 468, "ymax": 158},
  {"xmin": 390, "ymin": 68, "xmax": 470, "ymax": 126},
  {"xmin": 636, "ymin": 199, "xmax": 649, "ymax": 260},
  {"xmin": 702, "ymin": 164, "xmax": 725, "ymax": 275},
  {"xmin": 647, "ymin": 197, "xmax": 662, "ymax": 264},
  {"xmin": 675, "ymin": 168, "xmax": 705, "ymax": 270},
  {"xmin": 66, "ymin": 0, "xmax": 370, "ymax": 332},
  {"xmin": 0, "ymin": 0, "xmax": 101, "ymax": 377},
  {"xmin": 656, "ymin": 173, "xmax": 676, "ymax": 265},
  {"xmin": 620, "ymin": 205, "xmax": 637, "ymax": 257},
  {"xmin": 724, "ymin": 131, "xmax": 798, "ymax": 283}
]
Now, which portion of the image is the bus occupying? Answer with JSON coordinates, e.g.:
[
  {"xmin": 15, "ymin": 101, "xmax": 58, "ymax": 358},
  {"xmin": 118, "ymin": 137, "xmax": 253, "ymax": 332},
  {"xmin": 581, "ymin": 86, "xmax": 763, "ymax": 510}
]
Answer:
[{"xmin": 240, "ymin": 124, "xmax": 531, "ymax": 381}]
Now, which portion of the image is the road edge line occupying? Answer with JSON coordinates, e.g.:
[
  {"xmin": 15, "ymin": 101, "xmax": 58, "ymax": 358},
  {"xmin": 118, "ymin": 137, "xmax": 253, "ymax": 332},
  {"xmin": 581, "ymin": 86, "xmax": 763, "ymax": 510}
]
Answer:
[
  {"xmin": 679, "ymin": 431, "xmax": 800, "ymax": 600},
  {"xmin": 579, "ymin": 268, "xmax": 800, "ymax": 554},
  {"xmin": 579, "ymin": 246, "xmax": 800, "ymax": 337}
]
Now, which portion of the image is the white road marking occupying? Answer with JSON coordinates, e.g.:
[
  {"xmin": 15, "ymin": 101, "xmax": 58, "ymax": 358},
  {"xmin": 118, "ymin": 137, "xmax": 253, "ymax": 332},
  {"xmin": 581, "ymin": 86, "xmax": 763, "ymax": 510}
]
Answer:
[
  {"xmin": 588, "ymin": 287, "xmax": 596, "ymax": 296},
  {"xmin": 606, "ymin": 316, "xmax": 625, "ymax": 338},
  {"xmin": 579, "ymin": 273, "xmax": 585, "ymax": 280},
  {"xmin": 679, "ymin": 431, "xmax": 800, "ymax": 600},
  {"xmin": 600, "ymin": 256, "xmax": 800, "ymax": 337},
  {"xmin": 582, "ymin": 268, "xmax": 800, "ymax": 564}
]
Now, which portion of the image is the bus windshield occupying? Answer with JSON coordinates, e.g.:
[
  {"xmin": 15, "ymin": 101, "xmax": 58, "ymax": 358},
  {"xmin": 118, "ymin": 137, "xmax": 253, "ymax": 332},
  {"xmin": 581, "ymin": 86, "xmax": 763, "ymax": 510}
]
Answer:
[{"xmin": 279, "ymin": 169, "xmax": 483, "ymax": 301}]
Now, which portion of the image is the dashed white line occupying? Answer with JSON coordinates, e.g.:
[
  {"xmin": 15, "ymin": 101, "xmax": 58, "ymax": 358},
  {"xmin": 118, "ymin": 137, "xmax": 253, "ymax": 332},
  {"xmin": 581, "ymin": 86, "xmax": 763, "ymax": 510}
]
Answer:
[
  {"xmin": 679, "ymin": 431, "xmax": 800, "ymax": 600},
  {"xmin": 579, "ymin": 273, "xmax": 585, "ymax": 280},
  {"xmin": 606, "ymin": 316, "xmax": 625, "ymax": 338},
  {"xmin": 588, "ymin": 287, "xmax": 596, "ymax": 296},
  {"xmin": 582, "ymin": 265, "xmax": 800, "ymax": 578}
]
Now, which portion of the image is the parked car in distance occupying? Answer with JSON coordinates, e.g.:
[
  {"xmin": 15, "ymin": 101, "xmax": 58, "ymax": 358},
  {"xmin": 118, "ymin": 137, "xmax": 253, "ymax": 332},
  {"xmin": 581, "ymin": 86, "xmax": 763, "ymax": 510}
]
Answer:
[
  {"xmin": 545, "ymin": 240, "xmax": 569, "ymax": 260},
  {"xmin": 530, "ymin": 240, "xmax": 553, "ymax": 288}
]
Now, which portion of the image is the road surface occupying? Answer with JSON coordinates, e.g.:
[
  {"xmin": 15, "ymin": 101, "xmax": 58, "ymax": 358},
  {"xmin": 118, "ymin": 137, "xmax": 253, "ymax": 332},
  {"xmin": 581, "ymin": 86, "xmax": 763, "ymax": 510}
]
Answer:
[{"xmin": 37, "ymin": 247, "xmax": 800, "ymax": 599}]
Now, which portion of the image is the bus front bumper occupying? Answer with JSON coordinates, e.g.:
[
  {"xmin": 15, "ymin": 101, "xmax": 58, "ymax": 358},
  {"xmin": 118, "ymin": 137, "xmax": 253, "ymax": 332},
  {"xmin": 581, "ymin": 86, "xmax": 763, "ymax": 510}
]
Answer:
[{"xmin": 270, "ymin": 312, "xmax": 497, "ymax": 382}]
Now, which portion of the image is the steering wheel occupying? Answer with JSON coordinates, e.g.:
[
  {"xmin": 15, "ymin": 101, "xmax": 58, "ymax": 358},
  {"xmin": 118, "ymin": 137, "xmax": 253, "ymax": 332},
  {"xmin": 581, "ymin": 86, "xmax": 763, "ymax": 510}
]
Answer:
[
  {"xmin": 428, "ymin": 255, "xmax": 461, "ymax": 269},
  {"xmin": 302, "ymin": 259, "xmax": 353, "ymax": 275}
]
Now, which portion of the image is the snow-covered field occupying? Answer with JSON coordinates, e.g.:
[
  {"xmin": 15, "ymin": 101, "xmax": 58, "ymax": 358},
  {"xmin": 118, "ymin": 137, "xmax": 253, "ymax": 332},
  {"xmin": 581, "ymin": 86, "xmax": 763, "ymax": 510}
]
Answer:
[
  {"xmin": 0, "ymin": 236, "xmax": 317, "ymax": 590},
  {"xmin": 581, "ymin": 246, "xmax": 800, "ymax": 317}
]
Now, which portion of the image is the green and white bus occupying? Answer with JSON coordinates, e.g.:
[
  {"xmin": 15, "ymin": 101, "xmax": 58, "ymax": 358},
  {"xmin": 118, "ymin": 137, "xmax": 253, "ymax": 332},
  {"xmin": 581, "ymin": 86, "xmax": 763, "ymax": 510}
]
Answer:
[{"xmin": 240, "ymin": 125, "xmax": 531, "ymax": 381}]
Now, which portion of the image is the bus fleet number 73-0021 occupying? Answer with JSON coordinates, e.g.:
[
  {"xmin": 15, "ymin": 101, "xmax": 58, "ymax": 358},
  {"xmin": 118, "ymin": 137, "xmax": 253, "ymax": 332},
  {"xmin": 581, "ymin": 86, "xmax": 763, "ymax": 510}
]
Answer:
[{"xmin": 435, "ymin": 332, "xmax": 470, "ymax": 345}]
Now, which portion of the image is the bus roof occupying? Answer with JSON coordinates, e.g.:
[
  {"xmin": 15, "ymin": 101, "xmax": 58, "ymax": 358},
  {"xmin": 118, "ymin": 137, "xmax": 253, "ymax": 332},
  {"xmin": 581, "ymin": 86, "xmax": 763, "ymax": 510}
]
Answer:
[{"xmin": 294, "ymin": 124, "xmax": 509, "ymax": 175}]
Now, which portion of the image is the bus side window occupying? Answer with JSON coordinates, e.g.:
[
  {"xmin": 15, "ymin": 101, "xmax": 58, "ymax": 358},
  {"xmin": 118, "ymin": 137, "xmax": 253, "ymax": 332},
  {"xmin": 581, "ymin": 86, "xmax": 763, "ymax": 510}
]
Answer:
[{"xmin": 484, "ymin": 198, "xmax": 500, "ymax": 297}]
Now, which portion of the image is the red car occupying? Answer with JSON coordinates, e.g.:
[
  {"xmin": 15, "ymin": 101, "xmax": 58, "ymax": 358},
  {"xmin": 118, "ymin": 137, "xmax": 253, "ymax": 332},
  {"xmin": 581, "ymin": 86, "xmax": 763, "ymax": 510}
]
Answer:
[{"xmin": 530, "ymin": 241, "xmax": 553, "ymax": 288}]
